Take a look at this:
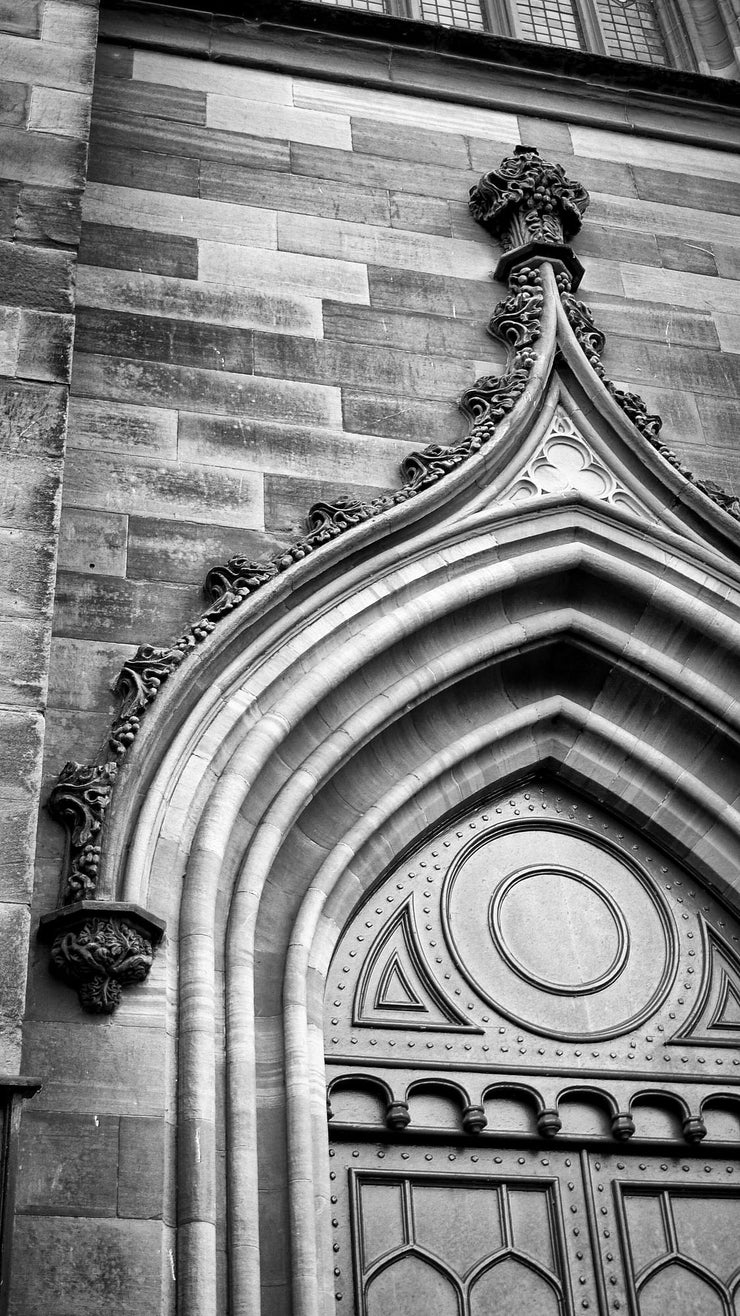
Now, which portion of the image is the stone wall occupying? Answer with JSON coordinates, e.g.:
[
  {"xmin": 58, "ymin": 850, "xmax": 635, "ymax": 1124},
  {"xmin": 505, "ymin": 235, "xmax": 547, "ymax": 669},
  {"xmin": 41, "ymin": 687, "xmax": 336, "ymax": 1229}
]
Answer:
[
  {"xmin": 15, "ymin": 5, "xmax": 740, "ymax": 1315},
  {"xmin": 0, "ymin": 0, "xmax": 98, "ymax": 1069}
]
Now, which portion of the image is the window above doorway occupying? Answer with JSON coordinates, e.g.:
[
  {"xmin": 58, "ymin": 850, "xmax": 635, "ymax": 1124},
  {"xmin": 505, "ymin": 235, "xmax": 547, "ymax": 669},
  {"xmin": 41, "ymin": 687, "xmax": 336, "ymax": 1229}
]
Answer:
[{"xmin": 307, "ymin": 0, "xmax": 694, "ymax": 70}]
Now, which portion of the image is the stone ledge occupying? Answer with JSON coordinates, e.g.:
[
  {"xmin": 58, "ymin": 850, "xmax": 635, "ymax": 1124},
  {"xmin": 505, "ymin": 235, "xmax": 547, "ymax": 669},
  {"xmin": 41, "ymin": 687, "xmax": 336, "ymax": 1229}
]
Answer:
[{"xmin": 99, "ymin": 0, "xmax": 740, "ymax": 128}]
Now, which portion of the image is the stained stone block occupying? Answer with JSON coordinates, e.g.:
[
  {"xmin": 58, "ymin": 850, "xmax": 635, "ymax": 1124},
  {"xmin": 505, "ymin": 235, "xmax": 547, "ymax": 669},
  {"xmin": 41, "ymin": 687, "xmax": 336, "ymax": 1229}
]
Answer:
[
  {"xmin": 87, "ymin": 142, "xmax": 199, "ymax": 196},
  {"xmin": 0, "ymin": 901, "xmax": 30, "ymax": 1066},
  {"xmin": 93, "ymin": 77, "xmax": 207, "ymax": 125},
  {"xmin": 17, "ymin": 1110, "xmax": 119, "ymax": 1216},
  {"xmin": 17, "ymin": 309, "xmax": 74, "ymax": 384},
  {"xmin": 9, "ymin": 1216, "xmax": 164, "ymax": 1316},
  {"xmin": 78, "ymin": 221, "xmax": 199, "ymax": 278},
  {"xmin": 58, "ymin": 508, "xmax": 128, "ymax": 577},
  {"xmin": 52, "ymin": 570, "xmax": 199, "ymax": 645},
  {"xmin": 15, "ymin": 184, "xmax": 83, "ymax": 247},
  {"xmin": 71, "ymin": 351, "xmax": 343, "ymax": 429},
  {"xmin": 0, "ymin": 240, "xmax": 75, "ymax": 313},
  {"xmin": 200, "ymin": 159, "xmax": 390, "ymax": 226},
  {"xmin": 127, "ymin": 517, "xmax": 282, "ymax": 586},
  {"xmin": 0, "ymin": 81, "xmax": 28, "ymax": 128},
  {"xmin": 75, "ymin": 307, "xmax": 254, "ymax": 374},
  {"xmin": 118, "ymin": 1116, "xmax": 168, "ymax": 1219},
  {"xmin": 67, "ymin": 396, "xmax": 178, "ymax": 458}
]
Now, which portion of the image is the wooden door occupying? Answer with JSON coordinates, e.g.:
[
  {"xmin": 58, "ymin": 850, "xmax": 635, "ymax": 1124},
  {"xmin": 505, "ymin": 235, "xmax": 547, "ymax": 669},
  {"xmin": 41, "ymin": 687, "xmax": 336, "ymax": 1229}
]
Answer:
[{"xmin": 325, "ymin": 780, "xmax": 740, "ymax": 1315}]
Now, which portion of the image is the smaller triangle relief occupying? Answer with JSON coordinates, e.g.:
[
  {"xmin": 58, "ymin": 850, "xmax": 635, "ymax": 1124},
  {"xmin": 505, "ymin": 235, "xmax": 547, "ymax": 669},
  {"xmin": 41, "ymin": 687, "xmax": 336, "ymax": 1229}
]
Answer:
[
  {"xmin": 710, "ymin": 973, "xmax": 740, "ymax": 1030},
  {"xmin": 671, "ymin": 921, "xmax": 740, "ymax": 1047},
  {"xmin": 355, "ymin": 898, "xmax": 472, "ymax": 1030},
  {"xmin": 376, "ymin": 953, "xmax": 425, "ymax": 1010}
]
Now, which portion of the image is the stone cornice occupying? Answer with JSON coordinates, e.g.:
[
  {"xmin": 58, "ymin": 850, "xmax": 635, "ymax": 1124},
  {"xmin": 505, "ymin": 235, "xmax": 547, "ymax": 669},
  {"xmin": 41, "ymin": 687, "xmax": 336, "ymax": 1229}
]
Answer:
[{"xmin": 100, "ymin": 0, "xmax": 740, "ymax": 139}]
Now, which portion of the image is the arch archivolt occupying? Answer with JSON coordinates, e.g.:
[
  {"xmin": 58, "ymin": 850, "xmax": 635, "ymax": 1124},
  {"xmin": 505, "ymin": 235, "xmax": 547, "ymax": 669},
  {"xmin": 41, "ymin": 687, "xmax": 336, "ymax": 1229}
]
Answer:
[{"xmin": 96, "ymin": 421, "xmax": 740, "ymax": 1316}]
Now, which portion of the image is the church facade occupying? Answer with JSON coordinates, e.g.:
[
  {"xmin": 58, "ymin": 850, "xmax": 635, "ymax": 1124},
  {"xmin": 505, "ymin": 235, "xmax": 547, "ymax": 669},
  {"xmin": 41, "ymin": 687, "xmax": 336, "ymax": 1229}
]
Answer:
[{"xmin": 1, "ymin": 1, "xmax": 740, "ymax": 1313}]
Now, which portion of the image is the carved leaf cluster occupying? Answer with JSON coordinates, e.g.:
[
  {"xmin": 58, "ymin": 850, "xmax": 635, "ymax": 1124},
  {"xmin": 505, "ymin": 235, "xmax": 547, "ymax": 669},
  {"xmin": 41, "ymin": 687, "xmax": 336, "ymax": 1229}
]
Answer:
[
  {"xmin": 50, "ymin": 917, "xmax": 155, "ymax": 1014},
  {"xmin": 469, "ymin": 144, "xmax": 589, "ymax": 252},
  {"xmin": 47, "ymin": 762, "xmax": 118, "ymax": 904}
]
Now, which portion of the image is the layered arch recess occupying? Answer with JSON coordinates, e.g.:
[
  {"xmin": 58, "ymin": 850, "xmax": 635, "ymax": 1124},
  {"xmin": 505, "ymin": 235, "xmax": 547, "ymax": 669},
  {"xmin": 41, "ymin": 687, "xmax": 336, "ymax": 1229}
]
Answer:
[
  {"xmin": 70, "ymin": 202, "xmax": 740, "ymax": 1315},
  {"xmin": 100, "ymin": 454, "xmax": 740, "ymax": 1315}
]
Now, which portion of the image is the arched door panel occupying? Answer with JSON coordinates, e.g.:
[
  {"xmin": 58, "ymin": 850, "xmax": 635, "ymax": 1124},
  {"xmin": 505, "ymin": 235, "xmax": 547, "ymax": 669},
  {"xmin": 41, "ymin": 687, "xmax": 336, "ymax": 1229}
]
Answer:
[{"xmin": 326, "ymin": 780, "xmax": 740, "ymax": 1315}]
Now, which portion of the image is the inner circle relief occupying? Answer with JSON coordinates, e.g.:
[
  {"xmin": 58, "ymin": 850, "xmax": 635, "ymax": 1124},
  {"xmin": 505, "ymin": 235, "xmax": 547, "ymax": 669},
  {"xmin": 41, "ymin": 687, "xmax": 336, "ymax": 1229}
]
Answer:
[
  {"xmin": 443, "ymin": 823, "xmax": 678, "ymax": 1041},
  {"xmin": 490, "ymin": 867, "xmax": 629, "ymax": 995}
]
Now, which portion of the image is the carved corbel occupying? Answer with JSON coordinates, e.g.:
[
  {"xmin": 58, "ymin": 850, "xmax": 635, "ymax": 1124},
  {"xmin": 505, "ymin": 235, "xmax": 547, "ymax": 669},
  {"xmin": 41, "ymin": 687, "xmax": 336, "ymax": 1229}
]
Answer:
[
  {"xmin": 45, "ymin": 764, "xmax": 166, "ymax": 1014},
  {"xmin": 38, "ymin": 902, "xmax": 165, "ymax": 1015}
]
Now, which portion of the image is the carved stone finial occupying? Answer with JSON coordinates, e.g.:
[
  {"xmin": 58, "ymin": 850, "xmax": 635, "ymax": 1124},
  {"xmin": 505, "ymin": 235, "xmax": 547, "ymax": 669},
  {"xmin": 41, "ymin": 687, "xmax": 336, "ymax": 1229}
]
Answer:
[
  {"xmin": 469, "ymin": 144, "xmax": 590, "ymax": 289},
  {"xmin": 38, "ymin": 902, "xmax": 166, "ymax": 1014},
  {"xmin": 47, "ymin": 761, "xmax": 119, "ymax": 904}
]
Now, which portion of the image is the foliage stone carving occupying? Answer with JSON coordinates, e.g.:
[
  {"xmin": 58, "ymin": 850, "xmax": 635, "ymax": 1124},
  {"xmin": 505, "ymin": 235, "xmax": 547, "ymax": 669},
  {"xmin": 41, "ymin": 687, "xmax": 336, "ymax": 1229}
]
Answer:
[
  {"xmin": 469, "ymin": 143, "xmax": 590, "ymax": 253},
  {"xmin": 48, "ymin": 761, "xmax": 118, "ymax": 904},
  {"xmin": 49, "ymin": 916, "xmax": 156, "ymax": 1014}
]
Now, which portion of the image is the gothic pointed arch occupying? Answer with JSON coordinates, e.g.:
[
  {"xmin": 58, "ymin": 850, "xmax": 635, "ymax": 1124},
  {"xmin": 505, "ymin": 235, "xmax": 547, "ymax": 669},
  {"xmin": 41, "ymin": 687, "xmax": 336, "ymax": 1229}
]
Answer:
[{"xmin": 42, "ymin": 146, "xmax": 740, "ymax": 1316}]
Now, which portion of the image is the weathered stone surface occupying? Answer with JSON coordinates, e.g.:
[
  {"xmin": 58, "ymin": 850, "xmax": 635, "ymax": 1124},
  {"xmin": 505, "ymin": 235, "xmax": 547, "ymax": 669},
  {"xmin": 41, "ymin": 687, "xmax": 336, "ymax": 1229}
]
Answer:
[
  {"xmin": 78, "ymin": 220, "xmax": 199, "ymax": 278},
  {"xmin": 177, "ymin": 412, "xmax": 415, "ymax": 481},
  {"xmin": 17, "ymin": 309, "xmax": 74, "ymax": 383},
  {"xmin": 0, "ymin": 80, "xmax": 28, "ymax": 128},
  {"xmin": 72, "ymin": 351, "xmax": 342, "ymax": 427},
  {"xmin": 0, "ymin": 0, "xmax": 42, "ymax": 38},
  {"xmin": 0, "ymin": 710, "xmax": 43, "ymax": 899},
  {"xmin": 52, "ymin": 570, "xmax": 199, "ymax": 645},
  {"xmin": 67, "ymin": 396, "xmax": 178, "ymax": 457},
  {"xmin": 93, "ymin": 76, "xmax": 207, "ymax": 125},
  {"xmin": 76, "ymin": 265, "xmax": 323, "ymax": 337},
  {"xmin": 117, "ymin": 1116, "xmax": 170, "ymax": 1220},
  {"xmin": 83, "ymin": 182, "xmax": 276, "ymax": 250},
  {"xmin": 127, "ymin": 517, "xmax": 282, "ymax": 585},
  {"xmin": 9, "ymin": 1216, "xmax": 165, "ymax": 1316},
  {"xmin": 0, "ymin": 240, "xmax": 75, "ymax": 312},
  {"xmin": 15, "ymin": 184, "xmax": 83, "ymax": 246},
  {"xmin": 17, "ymin": 1110, "xmax": 119, "ymax": 1216},
  {"xmin": 200, "ymin": 158, "xmax": 391, "ymax": 226},
  {"xmin": 75, "ymin": 306, "xmax": 254, "ymax": 373},
  {"xmin": 58, "ymin": 508, "xmax": 128, "ymax": 577},
  {"xmin": 87, "ymin": 141, "xmax": 199, "ymax": 196},
  {"xmin": 63, "ymin": 447, "xmax": 264, "ymax": 529},
  {"xmin": 253, "ymin": 331, "xmax": 487, "ymax": 400}
]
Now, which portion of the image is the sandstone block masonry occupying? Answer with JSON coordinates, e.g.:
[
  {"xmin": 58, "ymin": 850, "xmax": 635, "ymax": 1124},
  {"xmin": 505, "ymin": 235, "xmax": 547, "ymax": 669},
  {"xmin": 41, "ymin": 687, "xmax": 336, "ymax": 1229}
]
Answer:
[{"xmin": 0, "ymin": 0, "xmax": 99, "ymax": 1073}]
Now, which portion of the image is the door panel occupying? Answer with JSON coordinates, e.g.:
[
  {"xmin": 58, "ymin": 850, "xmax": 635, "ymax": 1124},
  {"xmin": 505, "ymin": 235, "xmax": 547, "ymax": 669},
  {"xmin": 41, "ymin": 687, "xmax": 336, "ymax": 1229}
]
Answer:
[
  {"xmin": 331, "ymin": 1140, "xmax": 740, "ymax": 1314},
  {"xmin": 331, "ymin": 1141, "xmax": 596, "ymax": 1313}
]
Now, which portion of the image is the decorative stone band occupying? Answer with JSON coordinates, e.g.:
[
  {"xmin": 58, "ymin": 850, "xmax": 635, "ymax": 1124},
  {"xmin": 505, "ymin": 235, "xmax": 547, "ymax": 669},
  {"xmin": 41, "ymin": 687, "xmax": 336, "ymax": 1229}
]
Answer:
[{"xmin": 38, "ymin": 902, "xmax": 166, "ymax": 1015}]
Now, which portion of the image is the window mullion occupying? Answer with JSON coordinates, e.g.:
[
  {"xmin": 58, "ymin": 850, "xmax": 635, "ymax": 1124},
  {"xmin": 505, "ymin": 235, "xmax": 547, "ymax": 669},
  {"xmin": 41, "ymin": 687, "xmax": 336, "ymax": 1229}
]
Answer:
[{"xmin": 574, "ymin": 0, "xmax": 609, "ymax": 53}]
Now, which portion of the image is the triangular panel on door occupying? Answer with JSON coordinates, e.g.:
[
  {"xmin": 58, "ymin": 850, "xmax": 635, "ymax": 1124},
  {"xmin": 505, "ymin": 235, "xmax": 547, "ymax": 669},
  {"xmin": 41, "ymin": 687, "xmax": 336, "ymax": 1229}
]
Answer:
[
  {"xmin": 354, "ymin": 898, "xmax": 472, "ymax": 1030},
  {"xmin": 671, "ymin": 921, "xmax": 740, "ymax": 1047}
]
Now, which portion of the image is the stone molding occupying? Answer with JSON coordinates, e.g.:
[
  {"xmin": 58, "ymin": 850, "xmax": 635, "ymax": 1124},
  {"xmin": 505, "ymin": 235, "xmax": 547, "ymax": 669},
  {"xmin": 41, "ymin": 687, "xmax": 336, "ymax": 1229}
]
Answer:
[{"xmin": 101, "ymin": 0, "xmax": 740, "ymax": 108}]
